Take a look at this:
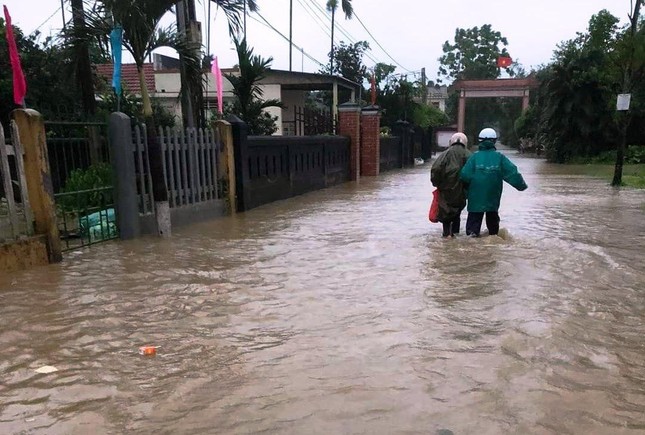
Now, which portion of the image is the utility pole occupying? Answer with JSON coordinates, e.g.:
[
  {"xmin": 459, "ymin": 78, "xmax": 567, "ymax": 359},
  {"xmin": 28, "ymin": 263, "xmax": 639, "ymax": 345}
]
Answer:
[
  {"xmin": 289, "ymin": 0, "xmax": 293, "ymax": 71},
  {"xmin": 60, "ymin": 0, "xmax": 66, "ymax": 29},
  {"xmin": 329, "ymin": 6, "xmax": 335, "ymax": 75},
  {"xmin": 243, "ymin": 0, "xmax": 247, "ymax": 40},
  {"xmin": 176, "ymin": 0, "xmax": 202, "ymax": 128},
  {"xmin": 421, "ymin": 67, "xmax": 427, "ymax": 105},
  {"xmin": 70, "ymin": 0, "xmax": 95, "ymax": 115}
]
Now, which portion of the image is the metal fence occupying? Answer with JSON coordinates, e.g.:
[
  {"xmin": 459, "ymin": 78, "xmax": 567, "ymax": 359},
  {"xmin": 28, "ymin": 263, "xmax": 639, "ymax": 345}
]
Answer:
[
  {"xmin": 286, "ymin": 106, "xmax": 337, "ymax": 136},
  {"xmin": 45, "ymin": 120, "xmax": 117, "ymax": 251},
  {"xmin": 44, "ymin": 121, "xmax": 110, "ymax": 194},
  {"xmin": 0, "ymin": 121, "xmax": 34, "ymax": 242},
  {"xmin": 132, "ymin": 124, "xmax": 221, "ymax": 214},
  {"xmin": 380, "ymin": 136, "xmax": 403, "ymax": 172}
]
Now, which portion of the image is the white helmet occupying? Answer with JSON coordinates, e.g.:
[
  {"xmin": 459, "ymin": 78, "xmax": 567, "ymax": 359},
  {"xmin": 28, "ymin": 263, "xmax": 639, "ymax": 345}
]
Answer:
[
  {"xmin": 478, "ymin": 128, "xmax": 497, "ymax": 142},
  {"xmin": 449, "ymin": 132, "xmax": 468, "ymax": 146}
]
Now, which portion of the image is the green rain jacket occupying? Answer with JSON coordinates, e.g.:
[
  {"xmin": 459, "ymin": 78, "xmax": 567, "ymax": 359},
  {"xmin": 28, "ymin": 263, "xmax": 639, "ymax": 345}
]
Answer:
[
  {"xmin": 460, "ymin": 140, "xmax": 528, "ymax": 212},
  {"xmin": 431, "ymin": 144, "xmax": 471, "ymax": 221}
]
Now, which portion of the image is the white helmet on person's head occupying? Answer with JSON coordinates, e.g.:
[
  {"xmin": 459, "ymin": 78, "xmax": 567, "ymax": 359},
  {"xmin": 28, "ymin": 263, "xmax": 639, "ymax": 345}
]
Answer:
[
  {"xmin": 449, "ymin": 132, "xmax": 468, "ymax": 147},
  {"xmin": 478, "ymin": 128, "xmax": 497, "ymax": 142}
]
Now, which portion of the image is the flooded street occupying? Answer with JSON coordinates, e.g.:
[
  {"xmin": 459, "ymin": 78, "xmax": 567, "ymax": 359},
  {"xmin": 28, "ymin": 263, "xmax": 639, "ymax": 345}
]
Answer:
[{"xmin": 1, "ymin": 154, "xmax": 644, "ymax": 434}]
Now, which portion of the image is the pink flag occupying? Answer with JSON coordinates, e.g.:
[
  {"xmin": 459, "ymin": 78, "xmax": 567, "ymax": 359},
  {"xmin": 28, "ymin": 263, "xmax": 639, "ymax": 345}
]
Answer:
[
  {"xmin": 211, "ymin": 56, "xmax": 223, "ymax": 115},
  {"xmin": 3, "ymin": 5, "xmax": 27, "ymax": 106}
]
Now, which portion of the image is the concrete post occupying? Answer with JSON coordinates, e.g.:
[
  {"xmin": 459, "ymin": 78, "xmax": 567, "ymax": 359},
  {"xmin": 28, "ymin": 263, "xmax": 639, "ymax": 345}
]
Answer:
[
  {"xmin": 214, "ymin": 120, "xmax": 236, "ymax": 214},
  {"xmin": 227, "ymin": 115, "xmax": 250, "ymax": 212},
  {"xmin": 360, "ymin": 105, "xmax": 381, "ymax": 176},
  {"xmin": 145, "ymin": 117, "xmax": 171, "ymax": 237},
  {"xmin": 522, "ymin": 89, "xmax": 530, "ymax": 112},
  {"xmin": 457, "ymin": 90, "xmax": 466, "ymax": 133},
  {"xmin": 11, "ymin": 109, "xmax": 62, "ymax": 263},
  {"xmin": 109, "ymin": 112, "xmax": 140, "ymax": 239},
  {"xmin": 337, "ymin": 102, "xmax": 361, "ymax": 181}
]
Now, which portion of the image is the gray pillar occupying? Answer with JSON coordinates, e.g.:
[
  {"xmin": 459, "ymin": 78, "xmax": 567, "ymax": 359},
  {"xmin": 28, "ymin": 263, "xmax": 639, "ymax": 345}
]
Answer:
[{"xmin": 109, "ymin": 112, "xmax": 140, "ymax": 239}]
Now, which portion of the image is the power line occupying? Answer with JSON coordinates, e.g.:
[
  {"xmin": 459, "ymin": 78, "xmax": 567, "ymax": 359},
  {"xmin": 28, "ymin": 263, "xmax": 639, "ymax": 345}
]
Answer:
[
  {"xmin": 307, "ymin": 0, "xmax": 359, "ymax": 46},
  {"xmin": 304, "ymin": 0, "xmax": 382, "ymax": 66},
  {"xmin": 294, "ymin": 0, "xmax": 331, "ymax": 39},
  {"xmin": 33, "ymin": 5, "xmax": 63, "ymax": 34},
  {"xmin": 304, "ymin": 0, "xmax": 386, "ymax": 68},
  {"xmin": 251, "ymin": 12, "xmax": 326, "ymax": 69},
  {"xmin": 352, "ymin": 11, "xmax": 413, "ymax": 73}
]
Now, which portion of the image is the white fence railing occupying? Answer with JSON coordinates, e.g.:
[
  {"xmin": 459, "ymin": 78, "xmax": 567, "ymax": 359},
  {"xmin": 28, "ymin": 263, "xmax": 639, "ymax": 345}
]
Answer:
[
  {"xmin": 0, "ymin": 121, "xmax": 33, "ymax": 241},
  {"xmin": 132, "ymin": 124, "xmax": 221, "ymax": 215}
]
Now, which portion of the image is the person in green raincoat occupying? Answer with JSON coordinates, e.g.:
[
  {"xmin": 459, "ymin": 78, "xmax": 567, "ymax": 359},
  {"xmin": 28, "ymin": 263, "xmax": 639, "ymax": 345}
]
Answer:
[
  {"xmin": 460, "ymin": 128, "xmax": 528, "ymax": 237},
  {"xmin": 431, "ymin": 132, "xmax": 471, "ymax": 237}
]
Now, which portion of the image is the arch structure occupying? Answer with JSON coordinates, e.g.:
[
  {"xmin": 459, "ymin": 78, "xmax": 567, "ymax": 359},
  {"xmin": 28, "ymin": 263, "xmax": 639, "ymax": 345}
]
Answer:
[{"xmin": 451, "ymin": 78, "xmax": 539, "ymax": 133}]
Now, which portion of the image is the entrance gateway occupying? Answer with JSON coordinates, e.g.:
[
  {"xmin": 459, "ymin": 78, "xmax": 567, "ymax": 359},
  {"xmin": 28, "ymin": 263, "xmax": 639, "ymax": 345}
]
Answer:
[{"xmin": 451, "ymin": 78, "xmax": 539, "ymax": 133}]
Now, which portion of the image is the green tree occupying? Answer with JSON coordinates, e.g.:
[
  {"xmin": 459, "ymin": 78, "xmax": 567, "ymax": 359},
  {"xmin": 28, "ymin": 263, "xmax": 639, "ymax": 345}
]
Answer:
[
  {"xmin": 438, "ymin": 24, "xmax": 513, "ymax": 82},
  {"xmin": 0, "ymin": 22, "xmax": 83, "ymax": 126},
  {"xmin": 528, "ymin": 10, "xmax": 625, "ymax": 162},
  {"xmin": 225, "ymin": 37, "xmax": 282, "ymax": 135},
  {"xmin": 375, "ymin": 72, "xmax": 425, "ymax": 128},
  {"xmin": 326, "ymin": 0, "xmax": 353, "ymax": 74},
  {"xmin": 326, "ymin": 40, "xmax": 369, "ymax": 85},
  {"xmin": 413, "ymin": 104, "xmax": 449, "ymax": 129}
]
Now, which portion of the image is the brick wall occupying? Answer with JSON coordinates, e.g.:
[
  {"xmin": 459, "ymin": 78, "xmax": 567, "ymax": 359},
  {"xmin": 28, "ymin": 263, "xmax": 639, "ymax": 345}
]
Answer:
[
  {"xmin": 338, "ymin": 103, "xmax": 361, "ymax": 181},
  {"xmin": 360, "ymin": 107, "xmax": 381, "ymax": 177}
]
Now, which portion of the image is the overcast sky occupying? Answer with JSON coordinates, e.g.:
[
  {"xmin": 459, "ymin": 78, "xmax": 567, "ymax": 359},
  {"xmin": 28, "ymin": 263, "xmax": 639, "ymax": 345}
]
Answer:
[{"xmin": 4, "ymin": 0, "xmax": 632, "ymax": 81}]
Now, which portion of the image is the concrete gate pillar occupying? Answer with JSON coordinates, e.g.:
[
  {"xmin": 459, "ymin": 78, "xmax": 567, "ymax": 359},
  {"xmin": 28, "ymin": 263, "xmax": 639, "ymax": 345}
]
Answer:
[{"xmin": 457, "ymin": 89, "xmax": 466, "ymax": 133}]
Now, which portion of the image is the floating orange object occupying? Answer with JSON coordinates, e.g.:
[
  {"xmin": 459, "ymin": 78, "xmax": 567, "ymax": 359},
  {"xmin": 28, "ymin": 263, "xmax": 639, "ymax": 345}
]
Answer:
[{"xmin": 138, "ymin": 346, "xmax": 157, "ymax": 356}]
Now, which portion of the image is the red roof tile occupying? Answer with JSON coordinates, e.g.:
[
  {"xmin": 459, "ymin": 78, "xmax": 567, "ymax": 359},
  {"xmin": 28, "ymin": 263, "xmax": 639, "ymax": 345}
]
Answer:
[{"xmin": 95, "ymin": 63, "xmax": 156, "ymax": 94}]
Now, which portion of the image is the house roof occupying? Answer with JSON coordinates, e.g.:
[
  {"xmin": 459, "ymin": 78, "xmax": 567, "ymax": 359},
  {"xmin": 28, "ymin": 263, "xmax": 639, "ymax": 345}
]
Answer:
[
  {"xmin": 95, "ymin": 63, "xmax": 156, "ymax": 94},
  {"xmin": 260, "ymin": 69, "xmax": 362, "ymax": 92}
]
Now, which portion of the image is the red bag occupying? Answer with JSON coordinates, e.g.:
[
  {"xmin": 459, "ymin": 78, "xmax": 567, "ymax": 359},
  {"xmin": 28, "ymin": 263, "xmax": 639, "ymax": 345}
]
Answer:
[{"xmin": 428, "ymin": 189, "xmax": 440, "ymax": 223}]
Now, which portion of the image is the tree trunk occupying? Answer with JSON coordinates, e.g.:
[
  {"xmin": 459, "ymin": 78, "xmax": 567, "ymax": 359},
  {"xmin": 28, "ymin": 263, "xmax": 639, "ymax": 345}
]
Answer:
[
  {"xmin": 138, "ymin": 65, "xmax": 153, "ymax": 117},
  {"xmin": 71, "ymin": 0, "xmax": 96, "ymax": 115},
  {"xmin": 612, "ymin": 113, "xmax": 630, "ymax": 186}
]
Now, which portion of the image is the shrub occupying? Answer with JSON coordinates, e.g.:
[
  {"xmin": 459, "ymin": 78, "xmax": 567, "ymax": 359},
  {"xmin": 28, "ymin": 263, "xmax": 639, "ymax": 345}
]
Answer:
[{"xmin": 59, "ymin": 163, "xmax": 114, "ymax": 212}]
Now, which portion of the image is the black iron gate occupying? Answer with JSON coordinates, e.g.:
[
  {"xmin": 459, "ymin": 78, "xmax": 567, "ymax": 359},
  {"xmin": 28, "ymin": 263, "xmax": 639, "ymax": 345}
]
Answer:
[{"xmin": 45, "ymin": 121, "xmax": 118, "ymax": 251}]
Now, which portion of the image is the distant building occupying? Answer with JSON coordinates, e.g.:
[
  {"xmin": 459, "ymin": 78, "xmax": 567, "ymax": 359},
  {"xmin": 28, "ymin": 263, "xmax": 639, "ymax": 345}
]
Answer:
[{"xmin": 424, "ymin": 84, "xmax": 448, "ymax": 113}]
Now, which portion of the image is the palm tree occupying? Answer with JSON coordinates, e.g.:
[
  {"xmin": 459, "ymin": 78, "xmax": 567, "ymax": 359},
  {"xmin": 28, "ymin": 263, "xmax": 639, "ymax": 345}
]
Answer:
[
  {"xmin": 326, "ymin": 0, "xmax": 353, "ymax": 74},
  {"xmin": 226, "ymin": 37, "xmax": 283, "ymax": 135}
]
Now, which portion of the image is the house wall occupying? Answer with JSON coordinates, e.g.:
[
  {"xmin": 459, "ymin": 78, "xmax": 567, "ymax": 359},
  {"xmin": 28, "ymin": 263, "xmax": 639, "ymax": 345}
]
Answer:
[
  {"xmin": 436, "ymin": 130, "xmax": 456, "ymax": 149},
  {"xmin": 262, "ymin": 84, "xmax": 283, "ymax": 135},
  {"xmin": 154, "ymin": 71, "xmax": 237, "ymax": 126}
]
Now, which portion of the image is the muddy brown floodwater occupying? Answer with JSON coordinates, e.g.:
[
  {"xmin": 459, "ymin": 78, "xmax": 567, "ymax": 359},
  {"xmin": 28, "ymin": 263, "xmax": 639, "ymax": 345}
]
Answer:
[{"xmin": 1, "ymin": 154, "xmax": 644, "ymax": 434}]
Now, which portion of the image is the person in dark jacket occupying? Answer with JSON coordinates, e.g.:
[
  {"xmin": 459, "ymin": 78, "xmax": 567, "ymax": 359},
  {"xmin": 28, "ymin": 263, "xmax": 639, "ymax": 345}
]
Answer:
[
  {"xmin": 431, "ymin": 132, "xmax": 472, "ymax": 237},
  {"xmin": 460, "ymin": 128, "xmax": 528, "ymax": 237}
]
